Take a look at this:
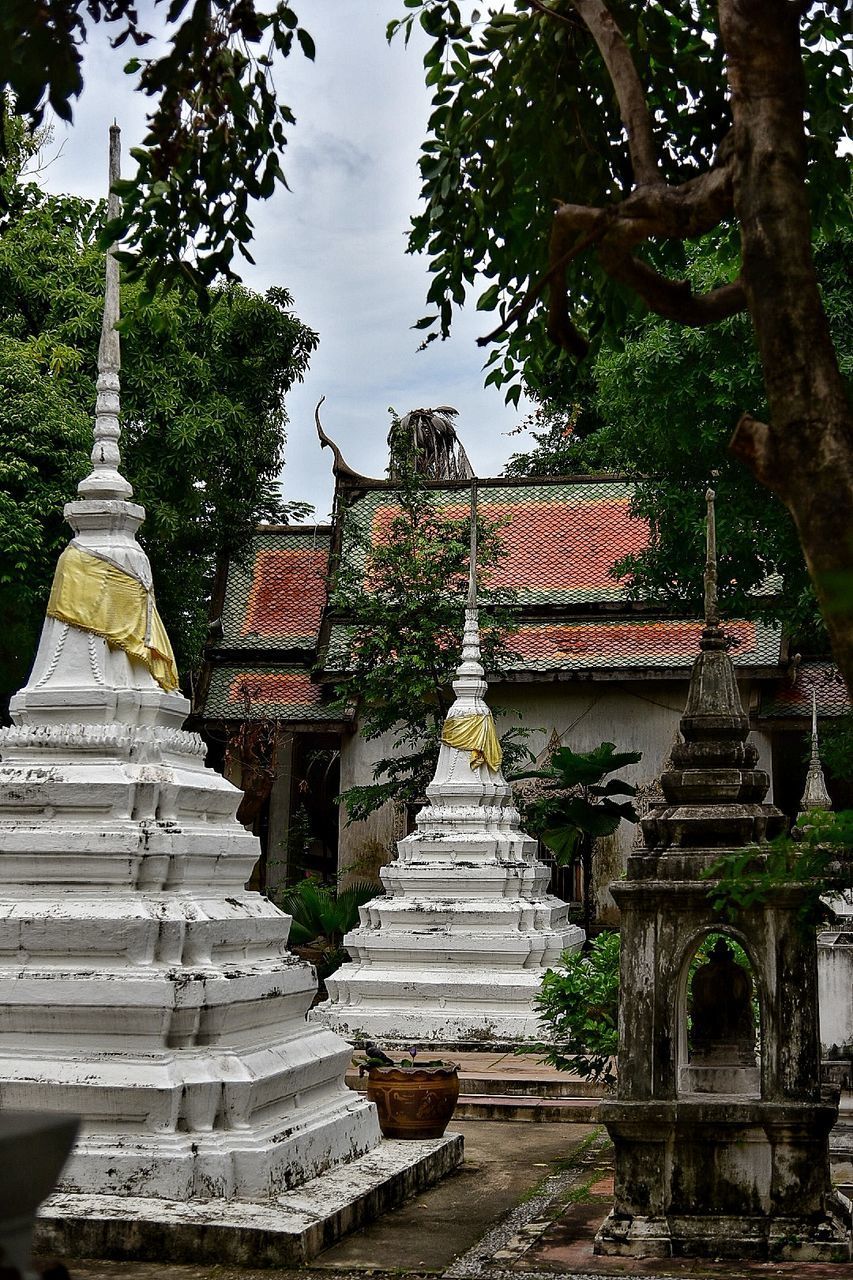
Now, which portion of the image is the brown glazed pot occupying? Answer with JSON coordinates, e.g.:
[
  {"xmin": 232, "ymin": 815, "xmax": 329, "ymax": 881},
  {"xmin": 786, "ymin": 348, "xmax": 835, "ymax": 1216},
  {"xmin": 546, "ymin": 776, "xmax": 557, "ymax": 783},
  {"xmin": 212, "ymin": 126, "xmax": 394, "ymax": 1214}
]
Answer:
[{"xmin": 366, "ymin": 1064, "xmax": 459, "ymax": 1139}]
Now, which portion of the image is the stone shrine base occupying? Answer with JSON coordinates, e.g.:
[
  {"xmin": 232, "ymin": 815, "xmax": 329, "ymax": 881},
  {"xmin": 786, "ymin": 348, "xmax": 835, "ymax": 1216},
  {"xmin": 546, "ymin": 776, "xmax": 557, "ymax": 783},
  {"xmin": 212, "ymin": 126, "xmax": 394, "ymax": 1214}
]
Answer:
[
  {"xmin": 594, "ymin": 1204, "xmax": 852, "ymax": 1263},
  {"xmin": 35, "ymin": 1133, "xmax": 462, "ymax": 1269},
  {"xmin": 594, "ymin": 1096, "xmax": 852, "ymax": 1263}
]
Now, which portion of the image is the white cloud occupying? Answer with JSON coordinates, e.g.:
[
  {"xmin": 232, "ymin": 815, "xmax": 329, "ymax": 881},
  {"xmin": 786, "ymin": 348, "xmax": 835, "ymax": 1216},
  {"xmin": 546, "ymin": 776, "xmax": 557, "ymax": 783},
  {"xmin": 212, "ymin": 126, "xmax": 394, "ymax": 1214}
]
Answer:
[{"xmin": 39, "ymin": 1, "xmax": 535, "ymax": 520}]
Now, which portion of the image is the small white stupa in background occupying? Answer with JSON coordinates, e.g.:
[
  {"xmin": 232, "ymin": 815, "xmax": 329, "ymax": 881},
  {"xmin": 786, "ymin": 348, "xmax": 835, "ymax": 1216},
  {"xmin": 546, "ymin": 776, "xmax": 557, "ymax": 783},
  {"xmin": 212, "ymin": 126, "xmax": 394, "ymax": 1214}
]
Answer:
[
  {"xmin": 0, "ymin": 129, "xmax": 387, "ymax": 1212},
  {"xmin": 318, "ymin": 484, "xmax": 582, "ymax": 1043}
]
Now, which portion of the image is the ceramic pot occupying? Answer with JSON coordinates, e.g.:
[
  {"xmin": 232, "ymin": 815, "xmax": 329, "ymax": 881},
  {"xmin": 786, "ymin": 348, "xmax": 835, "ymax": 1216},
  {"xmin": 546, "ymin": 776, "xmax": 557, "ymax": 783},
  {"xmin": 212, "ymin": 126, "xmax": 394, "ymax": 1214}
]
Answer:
[{"xmin": 366, "ymin": 1064, "xmax": 459, "ymax": 1139}]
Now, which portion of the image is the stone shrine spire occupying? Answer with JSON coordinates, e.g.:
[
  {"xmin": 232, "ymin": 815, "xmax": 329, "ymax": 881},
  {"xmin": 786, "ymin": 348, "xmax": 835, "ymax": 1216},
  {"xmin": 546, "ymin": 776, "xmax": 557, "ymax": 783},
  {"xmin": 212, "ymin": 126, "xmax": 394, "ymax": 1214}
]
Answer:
[
  {"xmin": 642, "ymin": 483, "xmax": 784, "ymax": 849},
  {"xmin": 798, "ymin": 688, "xmax": 833, "ymax": 818},
  {"xmin": 78, "ymin": 122, "xmax": 132, "ymax": 503},
  {"xmin": 703, "ymin": 485, "xmax": 718, "ymax": 628}
]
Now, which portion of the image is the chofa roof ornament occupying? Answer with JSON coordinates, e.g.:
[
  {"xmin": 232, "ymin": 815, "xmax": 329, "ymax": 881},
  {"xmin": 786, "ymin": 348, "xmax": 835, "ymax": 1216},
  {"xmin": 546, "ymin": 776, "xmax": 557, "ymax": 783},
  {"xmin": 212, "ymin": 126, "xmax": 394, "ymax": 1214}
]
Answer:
[{"xmin": 388, "ymin": 406, "xmax": 474, "ymax": 481}]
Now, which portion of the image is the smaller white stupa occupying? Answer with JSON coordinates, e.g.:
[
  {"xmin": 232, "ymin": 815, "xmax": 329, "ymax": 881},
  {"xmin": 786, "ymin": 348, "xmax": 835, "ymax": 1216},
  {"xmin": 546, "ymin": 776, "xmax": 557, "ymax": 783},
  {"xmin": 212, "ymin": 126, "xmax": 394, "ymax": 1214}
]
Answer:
[{"xmin": 318, "ymin": 484, "xmax": 582, "ymax": 1043}]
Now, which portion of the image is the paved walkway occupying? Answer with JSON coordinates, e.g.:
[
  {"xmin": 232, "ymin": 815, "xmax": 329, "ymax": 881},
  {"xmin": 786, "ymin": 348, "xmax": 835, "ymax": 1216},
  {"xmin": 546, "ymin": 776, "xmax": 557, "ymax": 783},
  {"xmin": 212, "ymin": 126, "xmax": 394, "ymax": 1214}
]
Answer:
[
  {"xmin": 44, "ymin": 1121, "xmax": 597, "ymax": 1280},
  {"xmin": 36, "ymin": 1109, "xmax": 853, "ymax": 1280}
]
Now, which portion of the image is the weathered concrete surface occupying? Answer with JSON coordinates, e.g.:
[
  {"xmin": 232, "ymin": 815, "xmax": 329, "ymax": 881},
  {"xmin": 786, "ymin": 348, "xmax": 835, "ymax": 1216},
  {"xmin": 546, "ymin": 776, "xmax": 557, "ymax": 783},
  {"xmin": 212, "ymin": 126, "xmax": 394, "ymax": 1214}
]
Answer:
[
  {"xmin": 36, "ymin": 1133, "xmax": 462, "ymax": 1268},
  {"xmin": 0, "ymin": 145, "xmax": 384, "ymax": 1211},
  {"xmin": 38, "ymin": 1120, "xmax": 596, "ymax": 1278},
  {"xmin": 597, "ymin": 516, "xmax": 851, "ymax": 1262},
  {"xmin": 35, "ymin": 1122, "xmax": 853, "ymax": 1280}
]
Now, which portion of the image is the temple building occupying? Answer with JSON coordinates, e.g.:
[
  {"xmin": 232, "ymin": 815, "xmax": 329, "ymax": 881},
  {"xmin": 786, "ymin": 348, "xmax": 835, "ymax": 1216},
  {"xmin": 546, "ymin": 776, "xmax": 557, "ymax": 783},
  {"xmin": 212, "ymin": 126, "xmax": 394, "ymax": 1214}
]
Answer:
[{"xmin": 197, "ymin": 417, "xmax": 850, "ymax": 923}]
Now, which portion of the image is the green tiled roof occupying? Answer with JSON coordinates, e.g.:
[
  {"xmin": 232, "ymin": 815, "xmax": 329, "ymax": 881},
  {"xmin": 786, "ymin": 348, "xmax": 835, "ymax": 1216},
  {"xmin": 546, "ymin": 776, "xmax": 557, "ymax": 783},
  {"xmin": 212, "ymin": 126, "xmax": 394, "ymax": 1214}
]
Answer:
[
  {"xmin": 220, "ymin": 527, "xmax": 330, "ymax": 651},
  {"xmin": 204, "ymin": 664, "xmax": 349, "ymax": 722},
  {"xmin": 323, "ymin": 616, "xmax": 783, "ymax": 677},
  {"xmin": 199, "ymin": 478, "xmax": 790, "ymax": 724},
  {"xmin": 758, "ymin": 660, "xmax": 850, "ymax": 719}
]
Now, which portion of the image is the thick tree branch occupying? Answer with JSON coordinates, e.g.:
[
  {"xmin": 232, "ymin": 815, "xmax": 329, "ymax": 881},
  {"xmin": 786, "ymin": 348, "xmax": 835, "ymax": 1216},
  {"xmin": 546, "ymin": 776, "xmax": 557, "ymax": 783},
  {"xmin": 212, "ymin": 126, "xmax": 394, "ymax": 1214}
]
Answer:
[
  {"xmin": 567, "ymin": 0, "xmax": 661, "ymax": 187},
  {"xmin": 598, "ymin": 249, "xmax": 746, "ymax": 325},
  {"xmin": 534, "ymin": 146, "xmax": 737, "ymax": 350},
  {"xmin": 478, "ymin": 215, "xmax": 606, "ymax": 347}
]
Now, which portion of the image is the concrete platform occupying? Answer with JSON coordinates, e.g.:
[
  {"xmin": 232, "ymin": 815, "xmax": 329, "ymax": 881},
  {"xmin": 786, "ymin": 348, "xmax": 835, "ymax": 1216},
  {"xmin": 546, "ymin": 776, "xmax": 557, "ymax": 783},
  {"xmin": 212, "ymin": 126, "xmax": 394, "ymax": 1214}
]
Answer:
[{"xmin": 35, "ymin": 1133, "xmax": 462, "ymax": 1268}]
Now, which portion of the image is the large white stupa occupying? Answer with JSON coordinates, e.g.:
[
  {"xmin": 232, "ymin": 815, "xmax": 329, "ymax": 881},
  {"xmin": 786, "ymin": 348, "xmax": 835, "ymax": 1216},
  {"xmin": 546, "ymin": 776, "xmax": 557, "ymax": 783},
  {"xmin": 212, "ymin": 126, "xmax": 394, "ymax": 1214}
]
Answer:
[
  {"xmin": 0, "ymin": 131, "xmax": 457, "ymax": 1258},
  {"xmin": 317, "ymin": 486, "xmax": 583, "ymax": 1043}
]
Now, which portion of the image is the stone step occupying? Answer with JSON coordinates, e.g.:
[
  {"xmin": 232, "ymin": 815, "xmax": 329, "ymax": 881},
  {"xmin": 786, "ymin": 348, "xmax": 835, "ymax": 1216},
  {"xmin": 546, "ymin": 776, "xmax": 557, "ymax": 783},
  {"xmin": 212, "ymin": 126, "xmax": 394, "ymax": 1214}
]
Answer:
[
  {"xmin": 345, "ymin": 1074, "xmax": 602, "ymax": 1122},
  {"xmin": 36, "ymin": 1133, "xmax": 463, "ymax": 1267},
  {"xmin": 345, "ymin": 1050, "xmax": 608, "ymax": 1120},
  {"xmin": 453, "ymin": 1093, "xmax": 601, "ymax": 1122}
]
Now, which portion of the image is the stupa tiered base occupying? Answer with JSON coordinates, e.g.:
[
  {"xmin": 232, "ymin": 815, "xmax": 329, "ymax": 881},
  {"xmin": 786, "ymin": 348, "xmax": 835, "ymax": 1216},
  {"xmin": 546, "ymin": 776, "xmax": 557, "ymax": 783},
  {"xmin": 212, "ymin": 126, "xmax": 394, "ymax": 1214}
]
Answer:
[
  {"xmin": 0, "ymin": 606, "xmax": 381, "ymax": 1200},
  {"xmin": 317, "ymin": 591, "xmax": 580, "ymax": 1045},
  {"xmin": 320, "ymin": 822, "xmax": 581, "ymax": 1043}
]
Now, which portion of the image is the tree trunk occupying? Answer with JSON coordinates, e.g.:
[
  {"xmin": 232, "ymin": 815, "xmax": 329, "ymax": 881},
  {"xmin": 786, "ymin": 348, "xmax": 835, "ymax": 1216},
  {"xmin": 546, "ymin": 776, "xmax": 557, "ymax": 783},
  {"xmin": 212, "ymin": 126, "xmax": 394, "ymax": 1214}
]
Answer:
[{"xmin": 721, "ymin": 0, "xmax": 853, "ymax": 695}]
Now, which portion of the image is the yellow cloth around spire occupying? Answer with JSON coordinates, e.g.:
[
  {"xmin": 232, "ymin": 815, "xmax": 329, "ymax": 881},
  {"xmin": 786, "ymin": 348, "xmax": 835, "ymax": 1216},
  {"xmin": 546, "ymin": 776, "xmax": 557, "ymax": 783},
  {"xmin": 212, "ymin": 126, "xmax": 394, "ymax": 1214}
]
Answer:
[
  {"xmin": 441, "ymin": 711, "xmax": 503, "ymax": 771},
  {"xmin": 46, "ymin": 543, "xmax": 179, "ymax": 693}
]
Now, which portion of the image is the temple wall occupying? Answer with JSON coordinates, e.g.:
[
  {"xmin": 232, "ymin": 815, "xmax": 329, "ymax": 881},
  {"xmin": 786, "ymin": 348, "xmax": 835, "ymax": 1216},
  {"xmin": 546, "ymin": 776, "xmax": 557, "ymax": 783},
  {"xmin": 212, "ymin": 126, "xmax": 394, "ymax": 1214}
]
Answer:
[
  {"xmin": 337, "ymin": 725, "xmax": 402, "ymax": 881},
  {"xmin": 335, "ymin": 678, "xmax": 773, "ymax": 906},
  {"xmin": 818, "ymin": 934, "xmax": 853, "ymax": 1055}
]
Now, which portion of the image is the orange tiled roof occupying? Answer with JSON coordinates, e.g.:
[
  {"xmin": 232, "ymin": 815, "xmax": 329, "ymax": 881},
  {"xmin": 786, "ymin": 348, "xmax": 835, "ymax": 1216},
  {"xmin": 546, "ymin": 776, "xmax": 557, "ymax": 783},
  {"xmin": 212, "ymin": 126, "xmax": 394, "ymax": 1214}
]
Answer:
[
  {"xmin": 204, "ymin": 665, "xmax": 346, "ymax": 722},
  {"xmin": 354, "ymin": 480, "xmax": 645, "ymax": 604},
  {"xmin": 220, "ymin": 528, "xmax": 330, "ymax": 650},
  {"xmin": 202, "ymin": 479, "xmax": 788, "ymax": 722},
  {"xmin": 758, "ymin": 660, "xmax": 850, "ymax": 719},
  {"xmin": 508, "ymin": 618, "xmax": 779, "ymax": 670}
]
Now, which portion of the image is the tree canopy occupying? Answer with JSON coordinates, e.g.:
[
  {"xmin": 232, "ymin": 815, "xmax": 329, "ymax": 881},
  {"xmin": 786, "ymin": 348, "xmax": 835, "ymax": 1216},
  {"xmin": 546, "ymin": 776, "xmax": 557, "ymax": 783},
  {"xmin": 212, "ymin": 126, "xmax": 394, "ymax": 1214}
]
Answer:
[
  {"xmin": 395, "ymin": 0, "xmax": 853, "ymax": 692},
  {"xmin": 506, "ymin": 231, "xmax": 853, "ymax": 648},
  {"xmin": 0, "ymin": 176, "xmax": 316, "ymax": 705},
  {"xmin": 0, "ymin": 1, "xmax": 315, "ymax": 294}
]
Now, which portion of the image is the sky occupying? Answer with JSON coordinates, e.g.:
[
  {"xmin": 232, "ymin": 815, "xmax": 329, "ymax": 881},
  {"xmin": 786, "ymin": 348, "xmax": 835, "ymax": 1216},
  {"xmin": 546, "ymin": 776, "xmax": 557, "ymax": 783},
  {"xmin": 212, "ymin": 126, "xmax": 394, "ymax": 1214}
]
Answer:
[{"xmin": 40, "ymin": 1, "xmax": 534, "ymax": 524}]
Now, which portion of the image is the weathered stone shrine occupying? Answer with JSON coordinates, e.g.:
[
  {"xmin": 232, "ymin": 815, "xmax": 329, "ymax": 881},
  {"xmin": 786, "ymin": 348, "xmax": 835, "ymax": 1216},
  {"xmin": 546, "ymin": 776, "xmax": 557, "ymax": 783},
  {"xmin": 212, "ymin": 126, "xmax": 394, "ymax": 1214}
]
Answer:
[
  {"xmin": 316, "ymin": 486, "xmax": 581, "ymax": 1044},
  {"xmin": 595, "ymin": 490, "xmax": 851, "ymax": 1262},
  {"xmin": 0, "ymin": 130, "xmax": 457, "ymax": 1260}
]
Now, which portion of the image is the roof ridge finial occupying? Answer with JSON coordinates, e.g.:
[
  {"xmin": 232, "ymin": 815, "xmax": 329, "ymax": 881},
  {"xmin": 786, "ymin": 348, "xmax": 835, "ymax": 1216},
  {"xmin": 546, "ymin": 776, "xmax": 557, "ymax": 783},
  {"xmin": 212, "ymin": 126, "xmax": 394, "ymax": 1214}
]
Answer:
[
  {"xmin": 704, "ymin": 485, "xmax": 718, "ymax": 629},
  {"xmin": 77, "ymin": 122, "xmax": 133, "ymax": 502}
]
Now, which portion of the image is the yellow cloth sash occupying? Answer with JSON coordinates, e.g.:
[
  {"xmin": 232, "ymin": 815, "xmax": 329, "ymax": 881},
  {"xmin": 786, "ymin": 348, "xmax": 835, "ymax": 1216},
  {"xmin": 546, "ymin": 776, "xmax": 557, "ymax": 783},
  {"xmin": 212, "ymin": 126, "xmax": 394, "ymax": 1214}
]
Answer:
[
  {"xmin": 46, "ymin": 543, "xmax": 179, "ymax": 693},
  {"xmin": 441, "ymin": 712, "xmax": 503, "ymax": 772}
]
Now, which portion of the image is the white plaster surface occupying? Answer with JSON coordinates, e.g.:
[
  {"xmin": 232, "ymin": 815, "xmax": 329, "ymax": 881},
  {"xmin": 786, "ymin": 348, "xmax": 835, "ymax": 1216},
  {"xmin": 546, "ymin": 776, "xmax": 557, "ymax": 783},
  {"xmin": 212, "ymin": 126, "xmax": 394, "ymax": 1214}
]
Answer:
[
  {"xmin": 819, "ymin": 924, "xmax": 853, "ymax": 1053},
  {"xmin": 317, "ymin": 605, "xmax": 582, "ymax": 1042},
  {"xmin": 36, "ymin": 1132, "xmax": 463, "ymax": 1266},
  {"xmin": 0, "ymin": 491, "xmax": 380, "ymax": 1200}
]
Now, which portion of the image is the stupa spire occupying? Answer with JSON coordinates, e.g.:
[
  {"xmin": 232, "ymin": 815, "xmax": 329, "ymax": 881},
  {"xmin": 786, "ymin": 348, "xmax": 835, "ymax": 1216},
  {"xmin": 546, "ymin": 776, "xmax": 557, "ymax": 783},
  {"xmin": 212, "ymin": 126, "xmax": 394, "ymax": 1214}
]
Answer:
[
  {"xmin": 704, "ymin": 486, "xmax": 718, "ymax": 629},
  {"xmin": 798, "ymin": 689, "xmax": 832, "ymax": 818},
  {"xmin": 78, "ymin": 121, "xmax": 132, "ymax": 502},
  {"xmin": 642, "ymin": 484, "xmax": 785, "ymax": 850},
  {"xmin": 458, "ymin": 479, "xmax": 483, "ymax": 676}
]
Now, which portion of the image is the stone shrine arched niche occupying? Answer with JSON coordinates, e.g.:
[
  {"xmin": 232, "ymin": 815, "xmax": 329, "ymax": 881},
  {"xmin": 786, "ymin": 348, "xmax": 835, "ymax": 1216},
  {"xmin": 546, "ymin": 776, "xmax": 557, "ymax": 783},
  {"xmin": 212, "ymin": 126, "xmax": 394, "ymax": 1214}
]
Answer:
[{"xmin": 677, "ymin": 928, "xmax": 761, "ymax": 1098}]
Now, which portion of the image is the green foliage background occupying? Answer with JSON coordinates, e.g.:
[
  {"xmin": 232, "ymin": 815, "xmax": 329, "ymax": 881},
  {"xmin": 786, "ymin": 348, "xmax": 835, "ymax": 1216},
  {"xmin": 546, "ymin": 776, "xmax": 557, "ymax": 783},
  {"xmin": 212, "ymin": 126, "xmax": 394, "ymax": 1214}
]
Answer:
[
  {"xmin": 0, "ymin": 174, "xmax": 316, "ymax": 704},
  {"xmin": 505, "ymin": 233, "xmax": 853, "ymax": 646}
]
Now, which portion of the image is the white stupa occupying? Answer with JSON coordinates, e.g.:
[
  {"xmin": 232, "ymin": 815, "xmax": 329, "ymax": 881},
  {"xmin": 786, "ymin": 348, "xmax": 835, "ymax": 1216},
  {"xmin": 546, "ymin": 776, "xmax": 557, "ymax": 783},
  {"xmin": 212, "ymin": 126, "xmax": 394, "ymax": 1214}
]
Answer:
[
  {"xmin": 0, "ymin": 128, "xmax": 385, "ymax": 1208},
  {"xmin": 318, "ymin": 485, "xmax": 583, "ymax": 1043}
]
